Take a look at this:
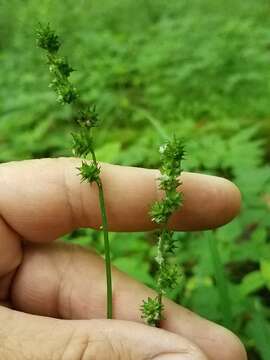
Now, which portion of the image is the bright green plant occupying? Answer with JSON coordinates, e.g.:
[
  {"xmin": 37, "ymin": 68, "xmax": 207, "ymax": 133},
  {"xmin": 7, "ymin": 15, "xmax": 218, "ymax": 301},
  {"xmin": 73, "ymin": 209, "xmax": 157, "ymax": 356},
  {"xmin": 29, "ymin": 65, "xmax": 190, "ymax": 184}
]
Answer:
[
  {"xmin": 36, "ymin": 23, "xmax": 186, "ymax": 326},
  {"xmin": 141, "ymin": 138, "xmax": 185, "ymax": 326},
  {"xmin": 36, "ymin": 23, "xmax": 113, "ymax": 319}
]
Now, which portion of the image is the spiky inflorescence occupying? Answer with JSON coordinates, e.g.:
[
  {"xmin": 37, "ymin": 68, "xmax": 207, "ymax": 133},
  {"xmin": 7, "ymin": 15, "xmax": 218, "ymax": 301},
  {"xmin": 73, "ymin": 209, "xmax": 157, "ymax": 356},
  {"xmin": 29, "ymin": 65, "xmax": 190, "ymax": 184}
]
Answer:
[
  {"xmin": 141, "ymin": 297, "xmax": 164, "ymax": 327},
  {"xmin": 141, "ymin": 137, "xmax": 185, "ymax": 327},
  {"xmin": 36, "ymin": 23, "xmax": 113, "ymax": 319},
  {"xmin": 36, "ymin": 23, "xmax": 99, "ymax": 188}
]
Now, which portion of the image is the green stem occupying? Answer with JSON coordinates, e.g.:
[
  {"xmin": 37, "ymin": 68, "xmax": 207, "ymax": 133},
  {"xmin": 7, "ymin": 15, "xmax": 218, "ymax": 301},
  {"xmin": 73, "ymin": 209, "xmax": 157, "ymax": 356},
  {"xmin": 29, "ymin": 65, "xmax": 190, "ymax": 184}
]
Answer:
[
  {"xmin": 207, "ymin": 231, "xmax": 233, "ymax": 330},
  {"xmin": 91, "ymin": 150, "xmax": 113, "ymax": 319},
  {"xmin": 97, "ymin": 180, "xmax": 113, "ymax": 319},
  {"xmin": 156, "ymin": 226, "xmax": 167, "ymax": 325},
  {"xmin": 132, "ymin": 107, "xmax": 169, "ymax": 141}
]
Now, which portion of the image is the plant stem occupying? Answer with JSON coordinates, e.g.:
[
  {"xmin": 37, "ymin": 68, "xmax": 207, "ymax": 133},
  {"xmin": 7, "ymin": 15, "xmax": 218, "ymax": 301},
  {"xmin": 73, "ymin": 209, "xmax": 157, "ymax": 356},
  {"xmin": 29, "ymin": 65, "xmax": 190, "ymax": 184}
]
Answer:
[
  {"xmin": 207, "ymin": 231, "xmax": 233, "ymax": 330},
  {"xmin": 97, "ymin": 181, "xmax": 113, "ymax": 319},
  {"xmin": 91, "ymin": 149, "xmax": 113, "ymax": 319},
  {"xmin": 141, "ymin": 138, "xmax": 184, "ymax": 327},
  {"xmin": 36, "ymin": 24, "xmax": 113, "ymax": 319},
  {"xmin": 156, "ymin": 226, "xmax": 166, "ymax": 325},
  {"xmin": 132, "ymin": 106, "xmax": 169, "ymax": 141}
]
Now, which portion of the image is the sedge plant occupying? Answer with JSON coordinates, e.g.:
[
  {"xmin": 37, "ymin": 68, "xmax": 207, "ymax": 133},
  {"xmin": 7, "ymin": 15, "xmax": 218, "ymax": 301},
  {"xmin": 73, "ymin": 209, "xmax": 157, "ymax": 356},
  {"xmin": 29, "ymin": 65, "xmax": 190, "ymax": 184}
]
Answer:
[
  {"xmin": 36, "ymin": 23, "xmax": 185, "ymax": 325},
  {"xmin": 141, "ymin": 138, "xmax": 185, "ymax": 327},
  {"xmin": 36, "ymin": 23, "xmax": 113, "ymax": 319}
]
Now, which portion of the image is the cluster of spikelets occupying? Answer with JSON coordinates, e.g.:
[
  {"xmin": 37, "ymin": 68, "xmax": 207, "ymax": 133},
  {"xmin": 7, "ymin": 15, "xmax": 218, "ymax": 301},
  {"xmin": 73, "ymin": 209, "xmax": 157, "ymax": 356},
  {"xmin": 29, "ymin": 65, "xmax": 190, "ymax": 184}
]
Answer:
[
  {"xmin": 36, "ymin": 23, "xmax": 101, "ymax": 183},
  {"xmin": 37, "ymin": 24, "xmax": 185, "ymax": 324},
  {"xmin": 141, "ymin": 138, "xmax": 185, "ymax": 327}
]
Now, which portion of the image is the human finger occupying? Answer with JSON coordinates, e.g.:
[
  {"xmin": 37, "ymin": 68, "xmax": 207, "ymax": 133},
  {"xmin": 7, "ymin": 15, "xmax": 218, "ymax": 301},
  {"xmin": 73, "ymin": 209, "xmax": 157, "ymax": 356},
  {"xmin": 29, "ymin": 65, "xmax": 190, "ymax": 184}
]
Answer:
[
  {"xmin": 11, "ymin": 243, "xmax": 246, "ymax": 360},
  {"xmin": 0, "ymin": 158, "xmax": 241, "ymax": 243},
  {"xmin": 0, "ymin": 306, "xmax": 208, "ymax": 360}
]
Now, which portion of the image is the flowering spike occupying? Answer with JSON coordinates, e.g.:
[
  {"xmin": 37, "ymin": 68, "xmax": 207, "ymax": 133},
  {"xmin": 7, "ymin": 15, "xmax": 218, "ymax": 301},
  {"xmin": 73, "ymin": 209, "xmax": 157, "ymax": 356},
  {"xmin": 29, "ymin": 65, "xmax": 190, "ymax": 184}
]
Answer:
[
  {"xmin": 141, "ymin": 137, "xmax": 185, "ymax": 326},
  {"xmin": 140, "ymin": 297, "xmax": 164, "ymax": 327},
  {"xmin": 77, "ymin": 161, "xmax": 100, "ymax": 183},
  {"xmin": 37, "ymin": 24, "xmax": 113, "ymax": 319},
  {"xmin": 36, "ymin": 23, "xmax": 61, "ymax": 53},
  {"xmin": 76, "ymin": 105, "xmax": 99, "ymax": 128}
]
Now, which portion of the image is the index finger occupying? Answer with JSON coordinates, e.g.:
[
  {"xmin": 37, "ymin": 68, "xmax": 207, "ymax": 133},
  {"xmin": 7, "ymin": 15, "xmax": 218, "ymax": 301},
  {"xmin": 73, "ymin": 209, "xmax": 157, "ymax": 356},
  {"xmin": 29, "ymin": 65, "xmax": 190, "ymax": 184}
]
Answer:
[{"xmin": 0, "ymin": 158, "xmax": 240, "ymax": 242}]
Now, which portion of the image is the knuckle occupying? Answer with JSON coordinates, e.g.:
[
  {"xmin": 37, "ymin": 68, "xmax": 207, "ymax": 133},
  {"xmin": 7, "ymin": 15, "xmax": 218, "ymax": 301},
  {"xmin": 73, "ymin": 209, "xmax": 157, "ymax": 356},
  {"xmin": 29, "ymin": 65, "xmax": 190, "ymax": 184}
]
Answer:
[
  {"xmin": 184, "ymin": 344, "xmax": 209, "ymax": 360},
  {"xmin": 61, "ymin": 326, "xmax": 124, "ymax": 360},
  {"xmin": 62, "ymin": 159, "xmax": 79, "ymax": 229}
]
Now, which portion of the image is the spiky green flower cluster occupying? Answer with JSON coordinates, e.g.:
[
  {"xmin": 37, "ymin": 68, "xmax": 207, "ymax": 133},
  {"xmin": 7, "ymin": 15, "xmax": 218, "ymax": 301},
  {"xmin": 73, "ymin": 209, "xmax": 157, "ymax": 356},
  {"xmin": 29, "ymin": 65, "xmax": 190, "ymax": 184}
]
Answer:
[
  {"xmin": 141, "ymin": 297, "xmax": 164, "ymax": 327},
  {"xmin": 150, "ymin": 139, "xmax": 185, "ymax": 224},
  {"xmin": 78, "ymin": 161, "xmax": 100, "ymax": 183},
  {"xmin": 36, "ymin": 23, "xmax": 61, "ymax": 53},
  {"xmin": 36, "ymin": 23, "xmax": 99, "ymax": 181},
  {"xmin": 37, "ymin": 24, "xmax": 77, "ymax": 105},
  {"xmin": 141, "ymin": 137, "xmax": 185, "ymax": 327}
]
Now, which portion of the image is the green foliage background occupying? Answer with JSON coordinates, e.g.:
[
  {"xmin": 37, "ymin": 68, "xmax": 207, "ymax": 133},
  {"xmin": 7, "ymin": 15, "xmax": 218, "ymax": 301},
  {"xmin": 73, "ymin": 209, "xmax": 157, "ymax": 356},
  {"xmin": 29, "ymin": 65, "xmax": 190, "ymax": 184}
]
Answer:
[{"xmin": 1, "ymin": 1, "xmax": 270, "ymax": 358}]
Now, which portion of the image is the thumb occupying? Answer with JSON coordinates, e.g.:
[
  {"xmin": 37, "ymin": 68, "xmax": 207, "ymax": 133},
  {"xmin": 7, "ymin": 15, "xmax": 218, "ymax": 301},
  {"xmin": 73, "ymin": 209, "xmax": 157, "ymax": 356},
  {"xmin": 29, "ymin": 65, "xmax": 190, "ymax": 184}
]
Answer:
[{"xmin": 0, "ymin": 306, "xmax": 208, "ymax": 360}]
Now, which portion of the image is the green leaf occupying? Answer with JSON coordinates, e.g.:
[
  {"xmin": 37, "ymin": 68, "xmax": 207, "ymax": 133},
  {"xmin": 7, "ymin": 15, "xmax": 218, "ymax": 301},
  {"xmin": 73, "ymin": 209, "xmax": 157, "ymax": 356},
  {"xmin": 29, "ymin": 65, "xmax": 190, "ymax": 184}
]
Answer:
[
  {"xmin": 247, "ymin": 302, "xmax": 270, "ymax": 360},
  {"xmin": 239, "ymin": 271, "xmax": 264, "ymax": 297},
  {"xmin": 207, "ymin": 232, "xmax": 233, "ymax": 330},
  {"xmin": 260, "ymin": 260, "xmax": 270, "ymax": 290}
]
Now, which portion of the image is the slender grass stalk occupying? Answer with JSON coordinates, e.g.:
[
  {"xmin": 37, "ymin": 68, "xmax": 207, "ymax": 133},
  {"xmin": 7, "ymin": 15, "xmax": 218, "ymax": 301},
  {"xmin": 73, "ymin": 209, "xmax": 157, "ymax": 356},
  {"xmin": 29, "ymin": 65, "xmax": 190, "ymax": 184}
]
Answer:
[
  {"xmin": 134, "ymin": 107, "xmax": 169, "ymax": 140},
  {"xmin": 136, "ymin": 107, "xmax": 234, "ymax": 331},
  {"xmin": 36, "ymin": 23, "xmax": 113, "ymax": 319},
  {"xmin": 89, "ymin": 148, "xmax": 112, "ymax": 318},
  {"xmin": 97, "ymin": 181, "xmax": 112, "ymax": 318},
  {"xmin": 136, "ymin": 108, "xmax": 185, "ymax": 326},
  {"xmin": 250, "ymin": 300, "xmax": 270, "ymax": 360},
  {"xmin": 207, "ymin": 231, "xmax": 233, "ymax": 329}
]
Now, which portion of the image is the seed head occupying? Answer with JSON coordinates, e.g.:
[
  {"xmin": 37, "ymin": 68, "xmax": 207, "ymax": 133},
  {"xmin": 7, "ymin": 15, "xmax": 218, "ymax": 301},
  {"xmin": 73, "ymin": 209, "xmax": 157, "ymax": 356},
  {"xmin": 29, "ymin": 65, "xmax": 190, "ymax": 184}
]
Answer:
[{"xmin": 36, "ymin": 23, "xmax": 61, "ymax": 53}]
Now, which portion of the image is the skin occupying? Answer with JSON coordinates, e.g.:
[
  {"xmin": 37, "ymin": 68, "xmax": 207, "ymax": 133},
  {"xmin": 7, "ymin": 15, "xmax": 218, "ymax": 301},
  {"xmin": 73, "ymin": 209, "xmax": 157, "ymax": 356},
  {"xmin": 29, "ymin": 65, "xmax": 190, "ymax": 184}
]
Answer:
[{"xmin": 0, "ymin": 158, "xmax": 247, "ymax": 360}]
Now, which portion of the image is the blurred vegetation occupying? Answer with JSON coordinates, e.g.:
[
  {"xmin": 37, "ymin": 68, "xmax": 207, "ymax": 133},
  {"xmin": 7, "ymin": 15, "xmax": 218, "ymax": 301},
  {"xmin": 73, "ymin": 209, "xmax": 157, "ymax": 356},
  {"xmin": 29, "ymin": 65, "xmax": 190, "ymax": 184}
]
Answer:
[{"xmin": 1, "ymin": 0, "xmax": 270, "ymax": 358}]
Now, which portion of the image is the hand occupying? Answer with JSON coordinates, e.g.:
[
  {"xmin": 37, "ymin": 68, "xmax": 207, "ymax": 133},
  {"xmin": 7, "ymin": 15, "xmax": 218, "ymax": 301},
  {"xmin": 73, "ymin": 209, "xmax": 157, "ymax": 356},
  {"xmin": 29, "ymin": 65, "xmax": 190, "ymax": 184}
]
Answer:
[{"xmin": 0, "ymin": 158, "xmax": 246, "ymax": 360}]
